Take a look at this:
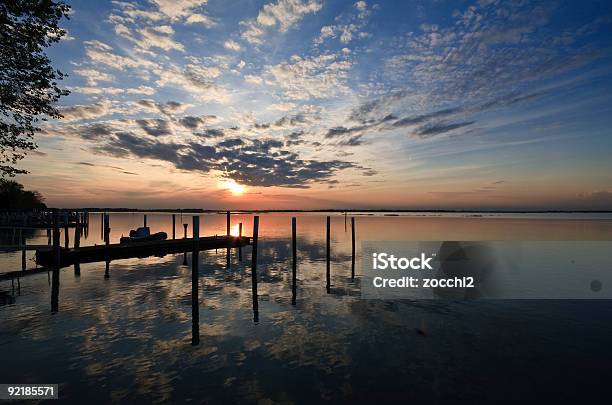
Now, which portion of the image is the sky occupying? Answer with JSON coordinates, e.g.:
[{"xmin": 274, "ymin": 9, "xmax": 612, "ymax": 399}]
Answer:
[{"xmin": 16, "ymin": 0, "xmax": 612, "ymax": 210}]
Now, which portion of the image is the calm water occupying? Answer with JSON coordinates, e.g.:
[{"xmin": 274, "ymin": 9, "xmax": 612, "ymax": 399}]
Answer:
[{"xmin": 2, "ymin": 213, "xmax": 612, "ymax": 403}]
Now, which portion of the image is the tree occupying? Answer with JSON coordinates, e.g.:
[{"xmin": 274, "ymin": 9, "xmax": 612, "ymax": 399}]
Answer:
[
  {"xmin": 0, "ymin": 178, "xmax": 46, "ymax": 209},
  {"xmin": 0, "ymin": 0, "xmax": 71, "ymax": 177}
]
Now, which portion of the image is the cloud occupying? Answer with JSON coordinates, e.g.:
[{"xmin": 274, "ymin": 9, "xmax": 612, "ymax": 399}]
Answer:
[
  {"xmin": 155, "ymin": 67, "xmax": 230, "ymax": 102},
  {"xmin": 415, "ymin": 121, "xmax": 475, "ymax": 138},
  {"xmin": 178, "ymin": 115, "xmax": 217, "ymax": 129},
  {"xmin": 269, "ymin": 54, "xmax": 352, "ymax": 100},
  {"xmin": 136, "ymin": 119, "xmax": 173, "ymax": 136},
  {"xmin": 72, "ymin": 122, "xmax": 360, "ymax": 188},
  {"xmin": 83, "ymin": 40, "xmax": 156, "ymax": 71},
  {"xmin": 244, "ymin": 74, "xmax": 264, "ymax": 85},
  {"xmin": 73, "ymin": 68, "xmax": 114, "ymax": 86},
  {"xmin": 135, "ymin": 100, "xmax": 191, "ymax": 115},
  {"xmin": 132, "ymin": 26, "xmax": 185, "ymax": 52},
  {"xmin": 314, "ymin": 1, "xmax": 374, "ymax": 45},
  {"xmin": 150, "ymin": 0, "xmax": 209, "ymax": 20},
  {"xmin": 223, "ymin": 39, "xmax": 242, "ymax": 51},
  {"xmin": 269, "ymin": 102, "xmax": 297, "ymax": 111},
  {"xmin": 241, "ymin": 0, "xmax": 322, "ymax": 44},
  {"xmin": 60, "ymin": 100, "xmax": 113, "ymax": 122},
  {"xmin": 70, "ymin": 85, "xmax": 156, "ymax": 96},
  {"xmin": 185, "ymin": 13, "xmax": 216, "ymax": 27}
]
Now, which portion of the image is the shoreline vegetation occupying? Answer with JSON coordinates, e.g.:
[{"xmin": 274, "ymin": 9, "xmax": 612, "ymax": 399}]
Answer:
[{"xmin": 34, "ymin": 208, "xmax": 612, "ymax": 214}]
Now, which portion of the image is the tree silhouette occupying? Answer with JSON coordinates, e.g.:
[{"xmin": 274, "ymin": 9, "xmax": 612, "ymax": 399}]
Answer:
[
  {"xmin": 0, "ymin": 0, "xmax": 71, "ymax": 177},
  {"xmin": 0, "ymin": 179, "xmax": 46, "ymax": 209}
]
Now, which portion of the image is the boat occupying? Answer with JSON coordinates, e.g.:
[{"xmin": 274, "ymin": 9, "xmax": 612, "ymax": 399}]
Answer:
[{"xmin": 120, "ymin": 227, "xmax": 167, "ymax": 244}]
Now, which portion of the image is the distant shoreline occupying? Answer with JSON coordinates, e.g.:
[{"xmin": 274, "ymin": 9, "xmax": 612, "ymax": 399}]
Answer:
[{"xmin": 47, "ymin": 208, "xmax": 612, "ymax": 214}]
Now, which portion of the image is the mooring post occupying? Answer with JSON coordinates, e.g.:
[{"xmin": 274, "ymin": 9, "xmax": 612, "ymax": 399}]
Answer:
[
  {"xmin": 144, "ymin": 214, "xmax": 147, "ymax": 228},
  {"xmin": 192, "ymin": 216, "xmax": 200, "ymax": 346},
  {"xmin": 64, "ymin": 212, "xmax": 69, "ymax": 248},
  {"xmin": 238, "ymin": 222, "xmax": 243, "ymax": 261},
  {"xmin": 51, "ymin": 267, "xmax": 59, "ymax": 313},
  {"xmin": 74, "ymin": 215, "xmax": 81, "ymax": 249},
  {"xmin": 351, "ymin": 217, "xmax": 356, "ymax": 280},
  {"xmin": 104, "ymin": 214, "xmax": 110, "ymax": 246},
  {"xmin": 51, "ymin": 209, "xmax": 60, "ymax": 313},
  {"xmin": 172, "ymin": 214, "xmax": 176, "ymax": 240},
  {"xmin": 251, "ymin": 216, "xmax": 259, "ymax": 322},
  {"xmin": 226, "ymin": 211, "xmax": 231, "ymax": 236},
  {"xmin": 21, "ymin": 234, "xmax": 26, "ymax": 271},
  {"xmin": 104, "ymin": 260, "xmax": 110, "ymax": 279},
  {"xmin": 100, "ymin": 212, "xmax": 104, "ymax": 239},
  {"xmin": 53, "ymin": 209, "xmax": 60, "ymax": 269},
  {"xmin": 74, "ymin": 262, "xmax": 80, "ymax": 277},
  {"xmin": 47, "ymin": 228, "xmax": 51, "ymax": 245},
  {"xmin": 292, "ymin": 217, "xmax": 297, "ymax": 305},
  {"xmin": 226, "ymin": 211, "xmax": 231, "ymax": 268},
  {"xmin": 183, "ymin": 223, "xmax": 188, "ymax": 239},
  {"xmin": 326, "ymin": 216, "xmax": 331, "ymax": 293}
]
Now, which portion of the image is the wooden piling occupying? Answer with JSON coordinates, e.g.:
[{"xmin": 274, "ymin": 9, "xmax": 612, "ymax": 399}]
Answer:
[
  {"xmin": 172, "ymin": 214, "xmax": 176, "ymax": 239},
  {"xmin": 292, "ymin": 217, "xmax": 297, "ymax": 305},
  {"xmin": 64, "ymin": 212, "xmax": 69, "ymax": 248},
  {"xmin": 351, "ymin": 217, "xmax": 356, "ymax": 280},
  {"xmin": 51, "ymin": 268, "xmax": 59, "ymax": 313},
  {"xmin": 53, "ymin": 210, "xmax": 60, "ymax": 268},
  {"xmin": 183, "ymin": 223, "xmax": 188, "ymax": 239},
  {"xmin": 51, "ymin": 210, "xmax": 60, "ymax": 313},
  {"xmin": 251, "ymin": 216, "xmax": 259, "ymax": 321},
  {"xmin": 238, "ymin": 222, "xmax": 243, "ymax": 261},
  {"xmin": 326, "ymin": 216, "xmax": 331, "ymax": 293},
  {"xmin": 104, "ymin": 214, "xmax": 110, "ymax": 246},
  {"xmin": 226, "ymin": 211, "xmax": 231, "ymax": 236},
  {"xmin": 192, "ymin": 216, "xmax": 200, "ymax": 346},
  {"xmin": 144, "ymin": 214, "xmax": 147, "ymax": 228},
  {"xmin": 74, "ymin": 216, "xmax": 81, "ymax": 249},
  {"xmin": 21, "ymin": 235, "xmax": 26, "ymax": 271}
]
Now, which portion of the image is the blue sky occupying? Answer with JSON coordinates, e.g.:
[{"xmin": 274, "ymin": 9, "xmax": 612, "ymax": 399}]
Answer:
[{"xmin": 19, "ymin": 0, "xmax": 612, "ymax": 209}]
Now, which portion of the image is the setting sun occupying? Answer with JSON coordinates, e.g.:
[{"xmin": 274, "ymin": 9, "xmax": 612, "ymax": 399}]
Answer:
[{"xmin": 220, "ymin": 179, "xmax": 246, "ymax": 196}]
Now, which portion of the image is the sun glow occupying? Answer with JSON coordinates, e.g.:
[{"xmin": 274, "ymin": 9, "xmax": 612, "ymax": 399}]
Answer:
[{"xmin": 220, "ymin": 179, "xmax": 246, "ymax": 196}]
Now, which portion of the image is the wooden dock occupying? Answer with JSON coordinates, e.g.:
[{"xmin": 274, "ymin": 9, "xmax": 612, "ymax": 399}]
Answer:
[{"xmin": 35, "ymin": 235, "xmax": 251, "ymax": 267}]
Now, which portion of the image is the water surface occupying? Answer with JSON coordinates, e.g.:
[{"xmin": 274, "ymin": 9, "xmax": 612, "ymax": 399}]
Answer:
[{"xmin": 1, "ymin": 213, "xmax": 612, "ymax": 403}]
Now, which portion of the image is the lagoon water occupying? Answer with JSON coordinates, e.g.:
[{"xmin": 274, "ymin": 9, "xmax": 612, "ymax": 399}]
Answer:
[{"xmin": 1, "ymin": 212, "xmax": 612, "ymax": 403}]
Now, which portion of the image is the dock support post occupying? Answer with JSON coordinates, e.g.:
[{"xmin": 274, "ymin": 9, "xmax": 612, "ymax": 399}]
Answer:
[
  {"xmin": 251, "ymin": 216, "xmax": 259, "ymax": 322},
  {"xmin": 238, "ymin": 223, "xmax": 243, "ymax": 261},
  {"xmin": 351, "ymin": 217, "xmax": 356, "ymax": 280},
  {"xmin": 64, "ymin": 212, "xmax": 69, "ymax": 248},
  {"xmin": 292, "ymin": 217, "xmax": 297, "ymax": 305},
  {"xmin": 74, "ymin": 216, "xmax": 81, "ymax": 249},
  {"xmin": 21, "ymin": 235, "xmax": 26, "ymax": 271},
  {"xmin": 53, "ymin": 209, "xmax": 60, "ymax": 268},
  {"xmin": 183, "ymin": 223, "xmax": 188, "ymax": 239},
  {"xmin": 326, "ymin": 216, "xmax": 331, "ymax": 293},
  {"xmin": 172, "ymin": 214, "xmax": 176, "ymax": 239},
  {"xmin": 192, "ymin": 216, "xmax": 200, "ymax": 346},
  {"xmin": 51, "ymin": 209, "xmax": 60, "ymax": 313},
  {"xmin": 104, "ymin": 214, "xmax": 110, "ymax": 246},
  {"xmin": 47, "ymin": 228, "xmax": 51, "ymax": 245},
  {"xmin": 226, "ymin": 211, "xmax": 230, "ymax": 236},
  {"xmin": 143, "ymin": 214, "xmax": 147, "ymax": 228}
]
